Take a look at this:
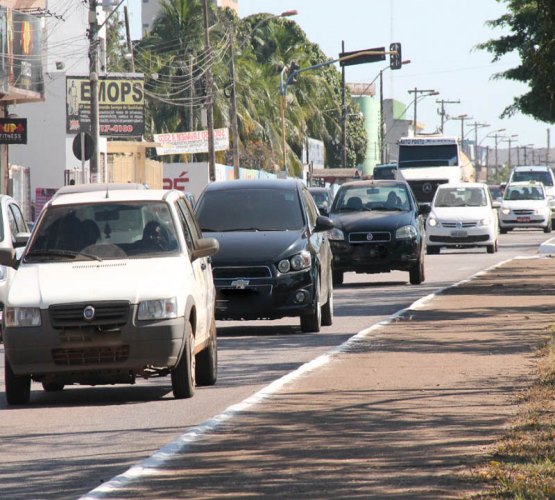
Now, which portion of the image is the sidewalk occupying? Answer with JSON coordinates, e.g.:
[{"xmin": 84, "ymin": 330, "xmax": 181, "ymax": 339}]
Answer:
[{"xmin": 88, "ymin": 256, "xmax": 555, "ymax": 499}]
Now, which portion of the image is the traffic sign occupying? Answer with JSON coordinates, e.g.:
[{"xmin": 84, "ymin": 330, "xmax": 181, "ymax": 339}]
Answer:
[{"xmin": 72, "ymin": 132, "xmax": 93, "ymax": 161}]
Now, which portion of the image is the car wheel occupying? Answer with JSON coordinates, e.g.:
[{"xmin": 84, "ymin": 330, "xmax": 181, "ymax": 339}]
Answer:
[
  {"xmin": 5, "ymin": 354, "xmax": 31, "ymax": 405},
  {"xmin": 321, "ymin": 272, "xmax": 333, "ymax": 327},
  {"xmin": 332, "ymin": 270, "xmax": 344, "ymax": 286},
  {"xmin": 486, "ymin": 243, "xmax": 496, "ymax": 254},
  {"xmin": 544, "ymin": 221, "xmax": 552, "ymax": 233},
  {"xmin": 171, "ymin": 320, "xmax": 195, "ymax": 399},
  {"xmin": 409, "ymin": 249, "xmax": 425, "ymax": 285},
  {"xmin": 426, "ymin": 246, "xmax": 440, "ymax": 255},
  {"xmin": 42, "ymin": 382, "xmax": 65, "ymax": 392},
  {"xmin": 300, "ymin": 276, "xmax": 321, "ymax": 333},
  {"xmin": 195, "ymin": 316, "xmax": 217, "ymax": 386},
  {"xmin": 500, "ymin": 227, "xmax": 508, "ymax": 234}
]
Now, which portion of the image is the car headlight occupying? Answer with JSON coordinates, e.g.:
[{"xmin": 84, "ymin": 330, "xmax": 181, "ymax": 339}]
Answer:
[
  {"xmin": 478, "ymin": 217, "xmax": 492, "ymax": 226},
  {"xmin": 501, "ymin": 208, "xmax": 511, "ymax": 215},
  {"xmin": 137, "ymin": 297, "xmax": 178, "ymax": 321},
  {"xmin": 278, "ymin": 250, "xmax": 311, "ymax": 273},
  {"xmin": 327, "ymin": 227, "xmax": 345, "ymax": 241},
  {"xmin": 535, "ymin": 207, "xmax": 548, "ymax": 215},
  {"xmin": 427, "ymin": 217, "xmax": 438, "ymax": 227},
  {"xmin": 396, "ymin": 225, "xmax": 418, "ymax": 239},
  {"xmin": 5, "ymin": 307, "xmax": 41, "ymax": 327}
]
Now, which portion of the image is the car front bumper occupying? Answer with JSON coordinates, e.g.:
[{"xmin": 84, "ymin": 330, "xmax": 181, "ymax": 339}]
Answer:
[
  {"xmin": 3, "ymin": 306, "xmax": 186, "ymax": 381},
  {"xmin": 329, "ymin": 238, "xmax": 420, "ymax": 274},
  {"xmin": 213, "ymin": 267, "xmax": 317, "ymax": 320},
  {"xmin": 499, "ymin": 213, "xmax": 550, "ymax": 229},
  {"xmin": 426, "ymin": 225, "xmax": 495, "ymax": 247}
]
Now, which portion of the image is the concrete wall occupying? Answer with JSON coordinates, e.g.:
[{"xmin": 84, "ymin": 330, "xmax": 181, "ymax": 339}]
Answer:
[{"xmin": 354, "ymin": 95, "xmax": 380, "ymax": 177}]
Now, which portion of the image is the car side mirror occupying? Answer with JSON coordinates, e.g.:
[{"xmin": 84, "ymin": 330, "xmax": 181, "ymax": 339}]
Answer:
[
  {"xmin": 314, "ymin": 215, "xmax": 334, "ymax": 233},
  {"xmin": 418, "ymin": 204, "xmax": 432, "ymax": 216},
  {"xmin": 14, "ymin": 232, "xmax": 30, "ymax": 248},
  {"xmin": 191, "ymin": 237, "xmax": 219, "ymax": 261},
  {"xmin": 492, "ymin": 201, "xmax": 501, "ymax": 209},
  {"xmin": 0, "ymin": 247, "xmax": 17, "ymax": 268}
]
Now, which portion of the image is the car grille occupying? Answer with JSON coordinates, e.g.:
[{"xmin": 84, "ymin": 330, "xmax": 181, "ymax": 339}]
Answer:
[
  {"xmin": 429, "ymin": 235, "xmax": 490, "ymax": 243},
  {"xmin": 212, "ymin": 266, "xmax": 272, "ymax": 279},
  {"xmin": 349, "ymin": 232, "xmax": 391, "ymax": 243},
  {"xmin": 513, "ymin": 209, "xmax": 535, "ymax": 215},
  {"xmin": 407, "ymin": 180, "xmax": 449, "ymax": 203},
  {"xmin": 441, "ymin": 221, "xmax": 478, "ymax": 228},
  {"xmin": 49, "ymin": 302, "xmax": 130, "ymax": 329},
  {"xmin": 52, "ymin": 345, "xmax": 130, "ymax": 366}
]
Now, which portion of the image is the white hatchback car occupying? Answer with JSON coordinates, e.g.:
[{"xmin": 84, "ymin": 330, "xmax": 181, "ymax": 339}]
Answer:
[
  {"xmin": 499, "ymin": 181, "xmax": 552, "ymax": 233},
  {"xmin": 426, "ymin": 183, "xmax": 499, "ymax": 254},
  {"xmin": 0, "ymin": 184, "xmax": 219, "ymax": 405}
]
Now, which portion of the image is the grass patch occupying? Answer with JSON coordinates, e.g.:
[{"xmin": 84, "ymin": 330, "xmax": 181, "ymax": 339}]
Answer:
[{"xmin": 470, "ymin": 334, "xmax": 555, "ymax": 499}]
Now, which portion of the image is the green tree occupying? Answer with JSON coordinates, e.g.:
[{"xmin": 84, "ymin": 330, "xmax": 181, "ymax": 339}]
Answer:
[
  {"xmin": 478, "ymin": 0, "xmax": 555, "ymax": 122},
  {"xmin": 105, "ymin": 11, "xmax": 128, "ymax": 72}
]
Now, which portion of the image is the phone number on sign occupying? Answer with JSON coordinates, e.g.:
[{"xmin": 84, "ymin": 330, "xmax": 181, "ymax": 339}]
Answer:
[{"xmin": 99, "ymin": 124, "xmax": 135, "ymax": 133}]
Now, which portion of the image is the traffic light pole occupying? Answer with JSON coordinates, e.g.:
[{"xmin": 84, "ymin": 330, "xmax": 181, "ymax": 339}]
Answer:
[{"xmin": 88, "ymin": 0, "xmax": 99, "ymax": 182}]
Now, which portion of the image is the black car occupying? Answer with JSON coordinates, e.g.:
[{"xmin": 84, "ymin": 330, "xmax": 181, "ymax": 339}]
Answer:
[
  {"xmin": 328, "ymin": 179, "xmax": 429, "ymax": 286},
  {"xmin": 195, "ymin": 179, "xmax": 335, "ymax": 333},
  {"xmin": 308, "ymin": 186, "xmax": 334, "ymax": 216},
  {"xmin": 372, "ymin": 163, "xmax": 403, "ymax": 180}
]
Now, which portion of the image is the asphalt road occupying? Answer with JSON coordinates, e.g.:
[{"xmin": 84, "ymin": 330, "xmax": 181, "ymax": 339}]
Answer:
[{"xmin": 0, "ymin": 229, "xmax": 549, "ymax": 499}]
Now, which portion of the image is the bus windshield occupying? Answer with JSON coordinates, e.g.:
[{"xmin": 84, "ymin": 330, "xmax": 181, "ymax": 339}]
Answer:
[{"xmin": 398, "ymin": 144, "xmax": 458, "ymax": 168}]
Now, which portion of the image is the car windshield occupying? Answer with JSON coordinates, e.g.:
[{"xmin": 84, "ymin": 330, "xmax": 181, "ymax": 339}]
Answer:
[
  {"xmin": 196, "ymin": 188, "xmax": 305, "ymax": 232},
  {"xmin": 25, "ymin": 201, "xmax": 180, "ymax": 262},
  {"xmin": 504, "ymin": 185, "xmax": 545, "ymax": 201},
  {"xmin": 333, "ymin": 185, "xmax": 410, "ymax": 212},
  {"xmin": 434, "ymin": 187, "xmax": 487, "ymax": 207},
  {"xmin": 310, "ymin": 191, "xmax": 330, "ymax": 205},
  {"xmin": 512, "ymin": 170, "xmax": 554, "ymax": 186}
]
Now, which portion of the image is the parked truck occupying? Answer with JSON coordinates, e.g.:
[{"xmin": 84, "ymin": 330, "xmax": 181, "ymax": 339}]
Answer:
[{"xmin": 397, "ymin": 135, "xmax": 476, "ymax": 204}]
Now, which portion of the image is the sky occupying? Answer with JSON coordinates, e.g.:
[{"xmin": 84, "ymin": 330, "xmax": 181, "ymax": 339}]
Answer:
[{"xmin": 128, "ymin": 0, "xmax": 552, "ymax": 152}]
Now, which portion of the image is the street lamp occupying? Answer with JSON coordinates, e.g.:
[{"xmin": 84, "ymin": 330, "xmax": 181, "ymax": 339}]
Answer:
[
  {"xmin": 229, "ymin": 10, "xmax": 298, "ymax": 179},
  {"xmin": 501, "ymin": 134, "xmax": 518, "ymax": 168},
  {"xmin": 407, "ymin": 88, "xmax": 439, "ymax": 134}
]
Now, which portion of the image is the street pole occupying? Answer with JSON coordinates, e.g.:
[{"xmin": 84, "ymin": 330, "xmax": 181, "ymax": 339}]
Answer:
[
  {"xmin": 494, "ymin": 133, "xmax": 500, "ymax": 181},
  {"xmin": 341, "ymin": 40, "xmax": 347, "ymax": 168},
  {"xmin": 229, "ymin": 29, "xmax": 240, "ymax": 178},
  {"xmin": 436, "ymin": 98, "xmax": 460, "ymax": 134},
  {"xmin": 379, "ymin": 69, "xmax": 385, "ymax": 163},
  {"xmin": 280, "ymin": 88, "xmax": 287, "ymax": 174},
  {"xmin": 88, "ymin": 0, "xmax": 99, "ymax": 182},
  {"xmin": 123, "ymin": 6, "xmax": 135, "ymax": 72},
  {"xmin": 408, "ymin": 88, "xmax": 438, "ymax": 136},
  {"xmin": 202, "ymin": 0, "xmax": 216, "ymax": 182}
]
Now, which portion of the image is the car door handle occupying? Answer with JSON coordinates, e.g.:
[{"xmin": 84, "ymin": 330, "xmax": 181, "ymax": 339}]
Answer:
[{"xmin": 201, "ymin": 262, "xmax": 207, "ymax": 270}]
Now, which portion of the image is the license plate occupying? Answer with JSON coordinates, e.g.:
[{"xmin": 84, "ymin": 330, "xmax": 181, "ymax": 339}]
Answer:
[
  {"xmin": 451, "ymin": 230, "xmax": 468, "ymax": 237},
  {"xmin": 517, "ymin": 217, "xmax": 530, "ymax": 223}
]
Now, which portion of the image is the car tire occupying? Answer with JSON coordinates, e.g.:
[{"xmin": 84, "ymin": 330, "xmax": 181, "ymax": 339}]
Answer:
[
  {"xmin": 332, "ymin": 270, "xmax": 344, "ymax": 286},
  {"xmin": 321, "ymin": 272, "xmax": 333, "ymax": 327},
  {"xmin": 500, "ymin": 227, "xmax": 508, "ymax": 234},
  {"xmin": 195, "ymin": 316, "xmax": 217, "ymax": 386},
  {"xmin": 426, "ymin": 246, "xmax": 440, "ymax": 255},
  {"xmin": 487, "ymin": 242, "xmax": 496, "ymax": 254},
  {"xmin": 5, "ymin": 354, "xmax": 31, "ymax": 405},
  {"xmin": 544, "ymin": 221, "xmax": 552, "ymax": 233},
  {"xmin": 300, "ymin": 276, "xmax": 321, "ymax": 333},
  {"xmin": 42, "ymin": 382, "xmax": 65, "ymax": 392},
  {"xmin": 171, "ymin": 320, "xmax": 195, "ymax": 399},
  {"xmin": 409, "ymin": 248, "xmax": 425, "ymax": 285}
]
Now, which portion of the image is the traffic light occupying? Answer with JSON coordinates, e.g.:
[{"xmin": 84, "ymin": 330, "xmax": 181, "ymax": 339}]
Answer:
[{"xmin": 390, "ymin": 42, "xmax": 402, "ymax": 70}]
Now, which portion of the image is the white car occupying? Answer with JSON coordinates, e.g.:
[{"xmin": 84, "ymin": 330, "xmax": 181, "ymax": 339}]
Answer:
[
  {"xmin": 0, "ymin": 184, "xmax": 219, "ymax": 405},
  {"xmin": 499, "ymin": 181, "xmax": 552, "ymax": 233},
  {"xmin": 0, "ymin": 195, "xmax": 31, "ymax": 338},
  {"xmin": 508, "ymin": 165, "xmax": 555, "ymax": 222},
  {"xmin": 426, "ymin": 182, "xmax": 499, "ymax": 254}
]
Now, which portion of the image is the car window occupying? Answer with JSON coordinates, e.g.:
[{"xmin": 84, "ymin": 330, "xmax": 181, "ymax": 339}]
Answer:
[
  {"xmin": 512, "ymin": 170, "xmax": 554, "ymax": 186},
  {"xmin": 26, "ymin": 201, "xmax": 180, "ymax": 261},
  {"xmin": 197, "ymin": 188, "xmax": 305, "ymax": 232},
  {"xmin": 505, "ymin": 185, "xmax": 545, "ymax": 201},
  {"xmin": 9, "ymin": 202, "xmax": 28, "ymax": 234},
  {"xmin": 334, "ymin": 185, "xmax": 410, "ymax": 211},
  {"xmin": 176, "ymin": 198, "xmax": 202, "ymax": 254},
  {"xmin": 302, "ymin": 188, "xmax": 319, "ymax": 227},
  {"xmin": 434, "ymin": 187, "xmax": 487, "ymax": 207}
]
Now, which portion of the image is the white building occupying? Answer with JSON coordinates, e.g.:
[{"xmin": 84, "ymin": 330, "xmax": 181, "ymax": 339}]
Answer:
[{"xmin": 10, "ymin": 0, "xmax": 108, "ymax": 206}]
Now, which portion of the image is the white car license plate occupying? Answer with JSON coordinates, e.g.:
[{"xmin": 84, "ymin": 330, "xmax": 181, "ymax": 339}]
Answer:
[{"xmin": 451, "ymin": 230, "xmax": 468, "ymax": 237}]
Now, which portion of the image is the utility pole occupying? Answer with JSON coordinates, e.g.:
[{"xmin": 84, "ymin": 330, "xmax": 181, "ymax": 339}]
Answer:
[
  {"xmin": 228, "ymin": 29, "xmax": 239, "ymax": 178},
  {"xmin": 436, "ymin": 98, "xmax": 460, "ymax": 134},
  {"xmin": 123, "ymin": 6, "xmax": 135, "ymax": 72},
  {"xmin": 341, "ymin": 40, "xmax": 347, "ymax": 168},
  {"xmin": 202, "ymin": 0, "xmax": 216, "ymax": 182},
  {"xmin": 408, "ymin": 88, "xmax": 438, "ymax": 135},
  {"xmin": 468, "ymin": 121, "xmax": 489, "ymax": 174},
  {"xmin": 379, "ymin": 69, "xmax": 385, "ymax": 163},
  {"xmin": 451, "ymin": 114, "xmax": 472, "ymax": 152},
  {"xmin": 88, "ymin": 0, "xmax": 99, "ymax": 182},
  {"xmin": 547, "ymin": 129, "xmax": 551, "ymax": 166}
]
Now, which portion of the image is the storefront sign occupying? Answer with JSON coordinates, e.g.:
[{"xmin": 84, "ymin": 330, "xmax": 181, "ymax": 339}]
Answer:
[
  {"xmin": 0, "ymin": 117, "xmax": 27, "ymax": 144},
  {"xmin": 154, "ymin": 128, "xmax": 229, "ymax": 155}
]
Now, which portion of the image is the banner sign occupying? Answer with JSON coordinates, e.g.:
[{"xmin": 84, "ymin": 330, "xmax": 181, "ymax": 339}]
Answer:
[
  {"xmin": 154, "ymin": 128, "xmax": 229, "ymax": 155},
  {"xmin": 66, "ymin": 75, "xmax": 144, "ymax": 137},
  {"xmin": 0, "ymin": 117, "xmax": 27, "ymax": 144}
]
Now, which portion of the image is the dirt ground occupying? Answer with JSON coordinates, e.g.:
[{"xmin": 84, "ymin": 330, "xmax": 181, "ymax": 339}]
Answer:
[{"xmin": 90, "ymin": 256, "xmax": 555, "ymax": 499}]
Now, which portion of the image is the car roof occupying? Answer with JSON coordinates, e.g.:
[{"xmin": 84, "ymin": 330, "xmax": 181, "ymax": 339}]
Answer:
[
  {"xmin": 49, "ymin": 185, "xmax": 183, "ymax": 206},
  {"xmin": 506, "ymin": 181, "xmax": 545, "ymax": 187},
  {"xmin": 437, "ymin": 182, "xmax": 487, "ymax": 189},
  {"xmin": 202, "ymin": 179, "xmax": 302, "ymax": 192},
  {"xmin": 511, "ymin": 165, "xmax": 551, "ymax": 171}
]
